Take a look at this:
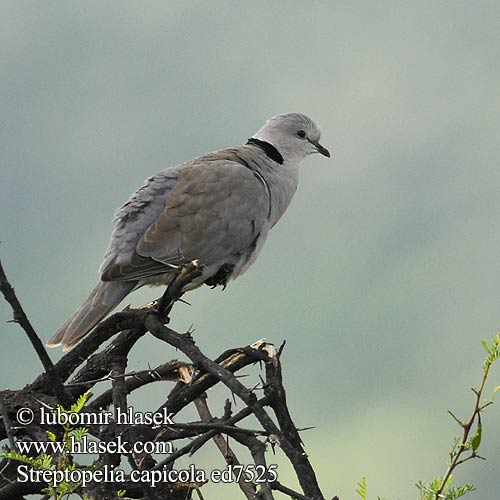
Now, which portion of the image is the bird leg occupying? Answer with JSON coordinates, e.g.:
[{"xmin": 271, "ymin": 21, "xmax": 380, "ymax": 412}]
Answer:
[{"xmin": 156, "ymin": 260, "xmax": 203, "ymax": 317}]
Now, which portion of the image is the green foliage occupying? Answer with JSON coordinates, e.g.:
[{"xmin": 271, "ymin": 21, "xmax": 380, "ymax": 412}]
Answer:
[
  {"xmin": 68, "ymin": 427, "xmax": 88, "ymax": 442},
  {"xmin": 412, "ymin": 334, "xmax": 500, "ymax": 500},
  {"xmin": 46, "ymin": 430, "xmax": 57, "ymax": 442},
  {"xmin": 1, "ymin": 392, "xmax": 91, "ymax": 500},
  {"xmin": 356, "ymin": 476, "xmax": 367, "ymax": 500},
  {"xmin": 355, "ymin": 333, "xmax": 500, "ymax": 500},
  {"xmin": 416, "ymin": 476, "xmax": 474, "ymax": 500},
  {"xmin": 469, "ymin": 419, "xmax": 482, "ymax": 452},
  {"xmin": 492, "ymin": 385, "xmax": 500, "ymax": 401},
  {"xmin": 40, "ymin": 464, "xmax": 82, "ymax": 498},
  {"xmin": 2, "ymin": 450, "xmax": 53, "ymax": 469},
  {"xmin": 482, "ymin": 336, "xmax": 500, "ymax": 371},
  {"xmin": 415, "ymin": 334, "xmax": 500, "ymax": 499},
  {"xmin": 56, "ymin": 391, "xmax": 91, "ymax": 433},
  {"xmin": 69, "ymin": 392, "xmax": 91, "ymax": 414}
]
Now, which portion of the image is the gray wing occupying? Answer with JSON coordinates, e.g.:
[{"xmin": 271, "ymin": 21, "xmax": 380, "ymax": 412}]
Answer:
[
  {"xmin": 100, "ymin": 150, "xmax": 270, "ymax": 281},
  {"xmin": 98, "ymin": 170, "xmax": 179, "ymax": 280}
]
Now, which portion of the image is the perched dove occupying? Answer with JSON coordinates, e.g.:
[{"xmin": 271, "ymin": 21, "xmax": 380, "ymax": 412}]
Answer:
[{"xmin": 47, "ymin": 113, "xmax": 330, "ymax": 350}]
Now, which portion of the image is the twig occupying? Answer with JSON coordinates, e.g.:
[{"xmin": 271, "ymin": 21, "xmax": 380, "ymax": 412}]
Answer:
[
  {"xmin": 67, "ymin": 327, "xmax": 146, "ymax": 393},
  {"xmin": 270, "ymin": 481, "xmax": 315, "ymax": 500},
  {"xmin": 194, "ymin": 394, "xmax": 257, "ymax": 500},
  {"xmin": 86, "ymin": 361, "xmax": 191, "ymax": 410},
  {"xmin": 157, "ymin": 260, "xmax": 203, "ymax": 314},
  {"xmin": 66, "ymin": 363, "xmax": 190, "ymax": 388},
  {"xmin": 159, "ymin": 421, "xmax": 268, "ymax": 436},
  {"xmin": 264, "ymin": 355, "xmax": 324, "ymax": 500},
  {"xmin": 0, "ymin": 401, "xmax": 15, "ymax": 449},
  {"xmin": 145, "ymin": 316, "xmax": 277, "ymax": 429},
  {"xmin": 154, "ymin": 394, "xmax": 274, "ymax": 470},
  {"xmin": 163, "ymin": 344, "xmax": 270, "ymax": 416},
  {"xmin": 215, "ymin": 414, "xmax": 274, "ymax": 500},
  {"xmin": 0, "ymin": 259, "xmax": 66, "ymax": 402},
  {"xmin": 30, "ymin": 312, "xmax": 147, "ymax": 392},
  {"xmin": 433, "ymin": 348, "xmax": 495, "ymax": 498},
  {"xmin": 145, "ymin": 315, "xmax": 325, "ymax": 500}
]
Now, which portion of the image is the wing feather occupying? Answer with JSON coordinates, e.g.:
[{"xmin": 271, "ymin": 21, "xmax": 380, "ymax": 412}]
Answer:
[
  {"xmin": 137, "ymin": 161, "xmax": 268, "ymax": 265},
  {"xmin": 100, "ymin": 150, "xmax": 270, "ymax": 282}
]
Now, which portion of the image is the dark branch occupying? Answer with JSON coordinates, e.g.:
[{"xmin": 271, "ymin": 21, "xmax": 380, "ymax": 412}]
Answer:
[
  {"xmin": 0, "ymin": 260, "xmax": 329, "ymax": 500},
  {"xmin": 194, "ymin": 395, "xmax": 258, "ymax": 500},
  {"xmin": 0, "ymin": 259, "xmax": 66, "ymax": 402}
]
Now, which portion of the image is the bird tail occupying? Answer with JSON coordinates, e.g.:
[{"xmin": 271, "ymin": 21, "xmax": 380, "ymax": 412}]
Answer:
[{"xmin": 47, "ymin": 280, "xmax": 136, "ymax": 351}]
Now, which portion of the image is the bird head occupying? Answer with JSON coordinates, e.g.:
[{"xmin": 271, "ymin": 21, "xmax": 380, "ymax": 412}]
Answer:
[{"xmin": 252, "ymin": 113, "xmax": 331, "ymax": 163}]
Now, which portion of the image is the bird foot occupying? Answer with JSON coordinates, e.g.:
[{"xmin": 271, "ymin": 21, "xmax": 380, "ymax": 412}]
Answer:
[{"xmin": 204, "ymin": 263, "xmax": 235, "ymax": 289}]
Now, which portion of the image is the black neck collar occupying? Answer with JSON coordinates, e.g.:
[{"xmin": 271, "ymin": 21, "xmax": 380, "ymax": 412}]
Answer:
[{"xmin": 246, "ymin": 138, "xmax": 284, "ymax": 165}]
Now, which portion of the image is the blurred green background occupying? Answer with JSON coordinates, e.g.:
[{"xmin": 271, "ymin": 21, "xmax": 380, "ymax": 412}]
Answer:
[{"xmin": 2, "ymin": 1, "xmax": 500, "ymax": 498}]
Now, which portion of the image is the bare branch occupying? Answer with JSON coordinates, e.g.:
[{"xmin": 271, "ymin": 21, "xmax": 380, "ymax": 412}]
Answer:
[
  {"xmin": 0, "ymin": 401, "xmax": 15, "ymax": 450},
  {"xmin": 0, "ymin": 259, "xmax": 66, "ymax": 402},
  {"xmin": 194, "ymin": 394, "xmax": 257, "ymax": 500},
  {"xmin": 0, "ymin": 261, "xmax": 329, "ymax": 500}
]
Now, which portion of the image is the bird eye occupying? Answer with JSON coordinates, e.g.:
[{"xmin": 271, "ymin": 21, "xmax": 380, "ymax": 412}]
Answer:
[{"xmin": 296, "ymin": 130, "xmax": 306, "ymax": 139}]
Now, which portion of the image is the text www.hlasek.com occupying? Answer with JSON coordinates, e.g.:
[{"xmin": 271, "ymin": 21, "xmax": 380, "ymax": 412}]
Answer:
[
  {"xmin": 15, "ymin": 435, "xmax": 173, "ymax": 456},
  {"xmin": 14, "ymin": 405, "xmax": 279, "ymax": 486}
]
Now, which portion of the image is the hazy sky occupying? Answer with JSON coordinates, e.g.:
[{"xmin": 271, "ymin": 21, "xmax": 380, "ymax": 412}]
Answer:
[{"xmin": 2, "ymin": 2, "xmax": 500, "ymax": 499}]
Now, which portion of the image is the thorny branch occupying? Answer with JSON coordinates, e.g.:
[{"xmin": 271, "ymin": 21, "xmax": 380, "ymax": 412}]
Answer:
[
  {"xmin": 0, "ymin": 258, "xmax": 330, "ymax": 500},
  {"xmin": 0, "ymin": 260, "xmax": 66, "ymax": 403}
]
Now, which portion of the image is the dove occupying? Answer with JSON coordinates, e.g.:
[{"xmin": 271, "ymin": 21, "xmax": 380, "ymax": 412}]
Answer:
[{"xmin": 47, "ymin": 113, "xmax": 330, "ymax": 350}]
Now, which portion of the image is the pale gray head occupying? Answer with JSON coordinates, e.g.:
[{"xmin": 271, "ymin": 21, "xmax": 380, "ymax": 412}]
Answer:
[{"xmin": 252, "ymin": 113, "xmax": 330, "ymax": 163}]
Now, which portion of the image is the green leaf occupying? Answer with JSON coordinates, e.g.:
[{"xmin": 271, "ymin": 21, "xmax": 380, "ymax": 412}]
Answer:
[
  {"xmin": 57, "ymin": 480, "xmax": 81, "ymax": 496},
  {"xmin": 46, "ymin": 430, "xmax": 57, "ymax": 442},
  {"xmin": 355, "ymin": 476, "xmax": 367, "ymax": 500},
  {"xmin": 70, "ymin": 391, "xmax": 91, "ymax": 414},
  {"xmin": 34, "ymin": 454, "xmax": 53, "ymax": 470},
  {"xmin": 492, "ymin": 386, "xmax": 500, "ymax": 401},
  {"xmin": 447, "ymin": 483, "xmax": 475, "ymax": 499},
  {"xmin": 482, "ymin": 339, "xmax": 491, "ymax": 354},
  {"xmin": 470, "ymin": 421, "xmax": 482, "ymax": 452},
  {"xmin": 69, "ymin": 427, "xmax": 89, "ymax": 441},
  {"xmin": 1, "ymin": 450, "xmax": 36, "ymax": 466}
]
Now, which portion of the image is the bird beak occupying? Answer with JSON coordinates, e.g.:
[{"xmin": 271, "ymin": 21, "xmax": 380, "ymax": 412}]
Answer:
[{"xmin": 311, "ymin": 141, "xmax": 331, "ymax": 158}]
